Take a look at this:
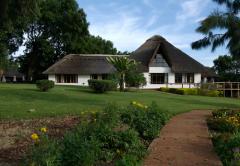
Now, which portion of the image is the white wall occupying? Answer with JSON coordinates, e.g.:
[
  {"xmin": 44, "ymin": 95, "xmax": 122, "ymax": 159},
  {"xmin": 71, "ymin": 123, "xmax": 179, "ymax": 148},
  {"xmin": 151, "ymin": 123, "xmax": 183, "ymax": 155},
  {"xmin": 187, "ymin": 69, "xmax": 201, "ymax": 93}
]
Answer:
[
  {"xmin": 194, "ymin": 73, "xmax": 201, "ymax": 83},
  {"xmin": 48, "ymin": 74, "xmax": 90, "ymax": 86},
  {"xmin": 48, "ymin": 75, "xmax": 55, "ymax": 82},
  {"xmin": 142, "ymin": 68, "xmax": 202, "ymax": 89},
  {"xmin": 144, "ymin": 67, "xmax": 175, "ymax": 89},
  {"xmin": 78, "ymin": 75, "xmax": 90, "ymax": 86}
]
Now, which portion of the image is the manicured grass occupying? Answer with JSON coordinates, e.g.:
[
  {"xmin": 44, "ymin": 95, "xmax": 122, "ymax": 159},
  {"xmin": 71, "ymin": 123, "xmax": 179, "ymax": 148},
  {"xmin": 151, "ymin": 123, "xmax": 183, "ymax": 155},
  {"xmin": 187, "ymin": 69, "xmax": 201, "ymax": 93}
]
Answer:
[{"xmin": 0, "ymin": 83, "xmax": 240, "ymax": 120}]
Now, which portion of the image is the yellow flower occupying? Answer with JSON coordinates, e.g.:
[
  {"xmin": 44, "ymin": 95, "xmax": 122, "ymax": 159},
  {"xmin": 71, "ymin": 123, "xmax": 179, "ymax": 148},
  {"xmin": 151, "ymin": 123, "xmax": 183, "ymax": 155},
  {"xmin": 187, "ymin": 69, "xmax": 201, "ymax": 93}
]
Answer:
[
  {"xmin": 40, "ymin": 127, "xmax": 47, "ymax": 133},
  {"xmin": 116, "ymin": 149, "xmax": 121, "ymax": 154},
  {"xmin": 31, "ymin": 133, "xmax": 39, "ymax": 140},
  {"xmin": 132, "ymin": 101, "xmax": 137, "ymax": 105}
]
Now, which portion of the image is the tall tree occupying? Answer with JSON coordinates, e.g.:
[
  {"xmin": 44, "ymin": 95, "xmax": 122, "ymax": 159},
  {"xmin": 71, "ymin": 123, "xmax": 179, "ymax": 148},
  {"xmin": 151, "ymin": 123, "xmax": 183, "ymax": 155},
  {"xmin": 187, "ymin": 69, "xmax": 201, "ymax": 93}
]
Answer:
[
  {"xmin": 107, "ymin": 56, "xmax": 136, "ymax": 91},
  {"xmin": 0, "ymin": 0, "xmax": 40, "ymax": 81},
  {"xmin": 192, "ymin": 0, "xmax": 240, "ymax": 59}
]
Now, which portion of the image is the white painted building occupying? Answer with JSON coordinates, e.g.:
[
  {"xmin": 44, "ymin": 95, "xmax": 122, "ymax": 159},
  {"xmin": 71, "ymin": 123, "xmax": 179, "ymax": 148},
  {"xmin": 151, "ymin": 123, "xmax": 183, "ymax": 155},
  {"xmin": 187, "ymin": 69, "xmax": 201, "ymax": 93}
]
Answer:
[{"xmin": 43, "ymin": 35, "xmax": 216, "ymax": 89}]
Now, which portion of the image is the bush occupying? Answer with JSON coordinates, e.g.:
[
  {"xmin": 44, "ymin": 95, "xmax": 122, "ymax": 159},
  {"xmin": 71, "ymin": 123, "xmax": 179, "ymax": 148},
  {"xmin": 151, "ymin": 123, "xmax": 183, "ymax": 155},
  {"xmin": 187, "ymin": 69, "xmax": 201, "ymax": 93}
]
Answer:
[
  {"xmin": 208, "ymin": 109, "xmax": 240, "ymax": 165},
  {"xmin": 24, "ymin": 102, "xmax": 169, "ymax": 166},
  {"xmin": 88, "ymin": 79, "xmax": 117, "ymax": 93},
  {"xmin": 125, "ymin": 72, "xmax": 146, "ymax": 88},
  {"xmin": 198, "ymin": 89, "xmax": 220, "ymax": 97},
  {"xmin": 36, "ymin": 80, "xmax": 54, "ymax": 92},
  {"xmin": 181, "ymin": 88, "xmax": 198, "ymax": 95},
  {"xmin": 121, "ymin": 102, "xmax": 170, "ymax": 140}
]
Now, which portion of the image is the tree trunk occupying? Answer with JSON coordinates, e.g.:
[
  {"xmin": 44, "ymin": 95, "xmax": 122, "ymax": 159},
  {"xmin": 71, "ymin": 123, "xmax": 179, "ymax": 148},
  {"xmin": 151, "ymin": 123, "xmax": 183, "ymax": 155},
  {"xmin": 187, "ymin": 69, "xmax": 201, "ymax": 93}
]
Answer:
[
  {"xmin": 0, "ymin": 69, "xmax": 3, "ymax": 82},
  {"xmin": 119, "ymin": 73, "xmax": 125, "ymax": 92}
]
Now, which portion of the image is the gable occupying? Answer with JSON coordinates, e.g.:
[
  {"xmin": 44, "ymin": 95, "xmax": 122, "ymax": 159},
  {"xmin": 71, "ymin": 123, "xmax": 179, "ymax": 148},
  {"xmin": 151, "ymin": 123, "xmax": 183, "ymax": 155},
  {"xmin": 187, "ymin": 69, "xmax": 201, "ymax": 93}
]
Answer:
[{"xmin": 149, "ymin": 54, "xmax": 169, "ymax": 67}]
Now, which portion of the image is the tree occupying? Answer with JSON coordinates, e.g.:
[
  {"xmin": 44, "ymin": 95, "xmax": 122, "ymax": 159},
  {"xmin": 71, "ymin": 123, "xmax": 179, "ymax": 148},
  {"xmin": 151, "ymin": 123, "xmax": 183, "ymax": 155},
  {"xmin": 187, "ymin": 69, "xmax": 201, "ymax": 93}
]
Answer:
[
  {"xmin": 107, "ymin": 56, "xmax": 136, "ymax": 91},
  {"xmin": 18, "ymin": 0, "xmax": 118, "ymax": 81},
  {"xmin": 192, "ymin": 0, "xmax": 240, "ymax": 59},
  {"xmin": 0, "ymin": 0, "xmax": 40, "ymax": 81},
  {"xmin": 213, "ymin": 55, "xmax": 240, "ymax": 81},
  {"xmin": 125, "ymin": 64, "xmax": 146, "ymax": 88}
]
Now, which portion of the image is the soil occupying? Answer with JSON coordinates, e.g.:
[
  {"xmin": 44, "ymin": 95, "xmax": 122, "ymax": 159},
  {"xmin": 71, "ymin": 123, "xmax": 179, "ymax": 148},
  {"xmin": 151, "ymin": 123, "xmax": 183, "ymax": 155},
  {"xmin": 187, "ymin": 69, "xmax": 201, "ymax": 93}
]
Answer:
[
  {"xmin": 143, "ymin": 110, "xmax": 222, "ymax": 166},
  {"xmin": 0, "ymin": 116, "xmax": 81, "ymax": 166}
]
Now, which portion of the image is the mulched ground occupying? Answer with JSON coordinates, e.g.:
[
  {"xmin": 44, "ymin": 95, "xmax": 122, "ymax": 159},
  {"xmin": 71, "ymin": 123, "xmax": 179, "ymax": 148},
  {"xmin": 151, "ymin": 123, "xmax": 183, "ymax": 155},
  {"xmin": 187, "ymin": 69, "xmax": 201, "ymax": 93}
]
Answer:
[
  {"xmin": 0, "ymin": 116, "xmax": 81, "ymax": 166},
  {"xmin": 143, "ymin": 110, "xmax": 222, "ymax": 166}
]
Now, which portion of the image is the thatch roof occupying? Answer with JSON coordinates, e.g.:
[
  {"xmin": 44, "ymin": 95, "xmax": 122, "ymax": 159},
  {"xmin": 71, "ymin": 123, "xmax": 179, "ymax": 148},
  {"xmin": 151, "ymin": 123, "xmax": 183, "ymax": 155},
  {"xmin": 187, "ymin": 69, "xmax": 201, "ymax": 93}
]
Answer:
[
  {"xmin": 4, "ymin": 69, "xmax": 24, "ymax": 78},
  {"xmin": 130, "ymin": 35, "xmax": 211, "ymax": 74},
  {"xmin": 44, "ymin": 35, "xmax": 217, "ymax": 77},
  {"xmin": 43, "ymin": 54, "xmax": 120, "ymax": 75}
]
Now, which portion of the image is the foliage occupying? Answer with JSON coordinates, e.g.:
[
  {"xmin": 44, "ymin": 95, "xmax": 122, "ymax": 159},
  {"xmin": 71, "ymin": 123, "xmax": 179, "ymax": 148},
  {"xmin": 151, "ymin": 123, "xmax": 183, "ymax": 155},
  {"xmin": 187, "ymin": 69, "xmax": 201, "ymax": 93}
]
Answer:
[
  {"xmin": 160, "ymin": 87, "xmax": 221, "ymax": 97},
  {"xmin": 88, "ymin": 79, "xmax": 117, "ymax": 93},
  {"xmin": 192, "ymin": 0, "xmax": 240, "ymax": 59},
  {"xmin": 23, "ymin": 128, "xmax": 61, "ymax": 166},
  {"xmin": 107, "ymin": 56, "xmax": 136, "ymax": 91},
  {"xmin": 25, "ymin": 103, "xmax": 157, "ymax": 166},
  {"xmin": 213, "ymin": 55, "xmax": 240, "ymax": 82},
  {"xmin": 36, "ymin": 80, "xmax": 54, "ymax": 92},
  {"xmin": 121, "ymin": 102, "xmax": 170, "ymax": 140},
  {"xmin": 208, "ymin": 109, "xmax": 240, "ymax": 165},
  {"xmin": 0, "ymin": 0, "xmax": 40, "ymax": 56},
  {"xmin": 125, "ymin": 66, "xmax": 146, "ymax": 88}
]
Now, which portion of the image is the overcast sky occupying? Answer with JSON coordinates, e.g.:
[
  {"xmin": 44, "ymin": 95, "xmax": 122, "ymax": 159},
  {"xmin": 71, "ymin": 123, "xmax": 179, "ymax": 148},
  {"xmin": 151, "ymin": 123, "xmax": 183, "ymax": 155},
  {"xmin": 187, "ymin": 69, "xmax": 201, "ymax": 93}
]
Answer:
[
  {"xmin": 76, "ymin": 0, "xmax": 229, "ymax": 66},
  {"xmin": 15, "ymin": 0, "xmax": 229, "ymax": 67}
]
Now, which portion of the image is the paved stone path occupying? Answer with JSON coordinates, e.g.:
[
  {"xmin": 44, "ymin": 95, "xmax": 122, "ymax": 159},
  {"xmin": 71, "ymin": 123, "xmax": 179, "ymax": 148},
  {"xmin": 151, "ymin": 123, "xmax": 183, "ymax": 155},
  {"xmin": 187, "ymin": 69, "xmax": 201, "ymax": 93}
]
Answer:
[{"xmin": 143, "ymin": 110, "xmax": 222, "ymax": 166}]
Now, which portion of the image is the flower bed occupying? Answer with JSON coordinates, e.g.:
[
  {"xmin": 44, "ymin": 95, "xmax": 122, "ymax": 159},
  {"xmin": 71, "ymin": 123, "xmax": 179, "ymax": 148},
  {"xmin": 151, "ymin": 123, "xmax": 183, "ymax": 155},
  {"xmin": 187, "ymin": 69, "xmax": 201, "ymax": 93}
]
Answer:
[
  {"xmin": 207, "ymin": 109, "xmax": 240, "ymax": 165},
  {"xmin": 23, "ymin": 102, "xmax": 171, "ymax": 166}
]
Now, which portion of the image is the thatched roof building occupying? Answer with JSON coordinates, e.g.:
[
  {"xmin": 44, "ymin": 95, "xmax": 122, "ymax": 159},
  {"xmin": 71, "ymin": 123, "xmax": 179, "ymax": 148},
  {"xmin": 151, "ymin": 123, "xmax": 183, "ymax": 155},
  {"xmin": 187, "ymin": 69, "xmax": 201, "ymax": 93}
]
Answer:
[
  {"xmin": 43, "ymin": 54, "xmax": 120, "ymax": 75},
  {"xmin": 130, "ymin": 35, "xmax": 207, "ymax": 73}
]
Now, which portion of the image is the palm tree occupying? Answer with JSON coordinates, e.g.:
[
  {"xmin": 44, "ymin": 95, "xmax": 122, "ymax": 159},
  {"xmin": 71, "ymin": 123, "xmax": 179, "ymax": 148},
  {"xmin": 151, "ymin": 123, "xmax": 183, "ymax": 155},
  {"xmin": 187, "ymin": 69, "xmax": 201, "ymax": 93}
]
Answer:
[
  {"xmin": 192, "ymin": 0, "xmax": 240, "ymax": 59},
  {"xmin": 107, "ymin": 56, "xmax": 136, "ymax": 91}
]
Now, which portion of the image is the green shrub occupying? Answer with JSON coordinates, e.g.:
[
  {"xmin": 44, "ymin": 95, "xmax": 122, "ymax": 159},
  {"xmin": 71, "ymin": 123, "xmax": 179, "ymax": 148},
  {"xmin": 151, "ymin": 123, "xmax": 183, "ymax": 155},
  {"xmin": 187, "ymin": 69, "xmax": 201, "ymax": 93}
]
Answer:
[
  {"xmin": 125, "ymin": 72, "xmax": 146, "ymax": 88},
  {"xmin": 88, "ymin": 79, "xmax": 117, "ymax": 93},
  {"xmin": 159, "ymin": 87, "xmax": 169, "ymax": 92},
  {"xmin": 36, "ymin": 80, "xmax": 54, "ymax": 92},
  {"xmin": 121, "ymin": 102, "xmax": 170, "ymax": 140},
  {"xmin": 198, "ymin": 89, "xmax": 220, "ymax": 97},
  {"xmin": 23, "ymin": 133, "xmax": 60, "ymax": 166},
  {"xmin": 207, "ymin": 117, "xmax": 238, "ymax": 133},
  {"xmin": 60, "ymin": 124, "xmax": 101, "ymax": 166},
  {"xmin": 181, "ymin": 88, "xmax": 198, "ymax": 95},
  {"xmin": 24, "ymin": 103, "xmax": 168, "ymax": 166}
]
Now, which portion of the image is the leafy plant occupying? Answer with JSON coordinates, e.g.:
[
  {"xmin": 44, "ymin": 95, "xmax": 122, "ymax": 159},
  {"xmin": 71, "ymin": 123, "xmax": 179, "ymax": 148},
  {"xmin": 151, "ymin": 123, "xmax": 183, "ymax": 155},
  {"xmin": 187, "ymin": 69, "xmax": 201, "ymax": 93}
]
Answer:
[
  {"xmin": 36, "ymin": 80, "xmax": 54, "ymax": 92},
  {"xmin": 88, "ymin": 79, "xmax": 117, "ymax": 93}
]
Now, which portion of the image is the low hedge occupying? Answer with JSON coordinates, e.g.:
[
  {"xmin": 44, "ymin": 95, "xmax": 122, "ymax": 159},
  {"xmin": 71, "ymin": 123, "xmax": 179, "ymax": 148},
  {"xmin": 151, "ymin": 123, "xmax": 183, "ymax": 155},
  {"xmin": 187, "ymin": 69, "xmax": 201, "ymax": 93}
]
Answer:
[
  {"xmin": 36, "ymin": 80, "xmax": 54, "ymax": 92},
  {"xmin": 88, "ymin": 79, "xmax": 117, "ymax": 93},
  {"xmin": 159, "ymin": 87, "xmax": 220, "ymax": 97}
]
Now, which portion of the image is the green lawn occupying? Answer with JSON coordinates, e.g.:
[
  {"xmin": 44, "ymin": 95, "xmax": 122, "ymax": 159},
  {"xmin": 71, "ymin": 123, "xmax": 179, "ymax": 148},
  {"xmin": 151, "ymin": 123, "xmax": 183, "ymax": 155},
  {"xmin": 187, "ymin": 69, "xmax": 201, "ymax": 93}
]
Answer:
[{"xmin": 0, "ymin": 83, "xmax": 240, "ymax": 120}]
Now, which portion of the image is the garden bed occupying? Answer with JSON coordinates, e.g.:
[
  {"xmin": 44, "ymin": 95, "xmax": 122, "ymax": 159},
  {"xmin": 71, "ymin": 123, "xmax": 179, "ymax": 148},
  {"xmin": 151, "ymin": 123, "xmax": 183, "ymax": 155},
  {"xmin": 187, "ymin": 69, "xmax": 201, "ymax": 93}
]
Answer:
[
  {"xmin": 0, "ymin": 102, "xmax": 171, "ymax": 166},
  {"xmin": 207, "ymin": 109, "xmax": 240, "ymax": 165}
]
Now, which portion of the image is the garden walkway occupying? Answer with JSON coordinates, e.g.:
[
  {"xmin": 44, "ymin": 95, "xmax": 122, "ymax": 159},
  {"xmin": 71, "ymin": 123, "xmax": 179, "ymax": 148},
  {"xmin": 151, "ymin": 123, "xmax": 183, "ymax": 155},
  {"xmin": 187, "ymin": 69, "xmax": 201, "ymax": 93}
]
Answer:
[{"xmin": 143, "ymin": 110, "xmax": 222, "ymax": 166}]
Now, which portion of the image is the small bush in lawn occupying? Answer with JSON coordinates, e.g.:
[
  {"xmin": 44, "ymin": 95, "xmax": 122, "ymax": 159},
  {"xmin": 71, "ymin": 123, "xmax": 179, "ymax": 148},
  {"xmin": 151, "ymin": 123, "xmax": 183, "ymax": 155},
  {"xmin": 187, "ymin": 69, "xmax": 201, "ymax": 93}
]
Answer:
[
  {"xmin": 36, "ymin": 80, "xmax": 54, "ymax": 92},
  {"xmin": 121, "ymin": 102, "xmax": 170, "ymax": 140},
  {"xmin": 88, "ymin": 79, "xmax": 117, "ymax": 93}
]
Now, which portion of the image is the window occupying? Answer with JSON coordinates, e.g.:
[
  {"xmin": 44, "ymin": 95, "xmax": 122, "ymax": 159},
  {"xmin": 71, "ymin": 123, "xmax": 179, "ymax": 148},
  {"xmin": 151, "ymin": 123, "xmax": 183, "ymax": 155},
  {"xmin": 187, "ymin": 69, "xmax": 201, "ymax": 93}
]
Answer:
[
  {"xmin": 102, "ymin": 74, "xmax": 108, "ymax": 80},
  {"xmin": 55, "ymin": 74, "xmax": 78, "ymax": 83},
  {"xmin": 175, "ymin": 73, "xmax": 182, "ymax": 83},
  {"xmin": 186, "ymin": 73, "xmax": 194, "ymax": 83},
  {"xmin": 91, "ymin": 74, "xmax": 98, "ymax": 80},
  {"xmin": 150, "ymin": 73, "xmax": 168, "ymax": 84}
]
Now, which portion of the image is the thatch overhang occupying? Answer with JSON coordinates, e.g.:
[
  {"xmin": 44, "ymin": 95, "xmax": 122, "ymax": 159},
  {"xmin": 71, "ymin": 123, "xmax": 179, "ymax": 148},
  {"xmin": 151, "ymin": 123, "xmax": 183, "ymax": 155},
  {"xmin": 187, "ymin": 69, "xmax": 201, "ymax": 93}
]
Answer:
[
  {"xmin": 43, "ymin": 54, "xmax": 125, "ymax": 75},
  {"xmin": 130, "ymin": 35, "xmax": 209, "ymax": 74}
]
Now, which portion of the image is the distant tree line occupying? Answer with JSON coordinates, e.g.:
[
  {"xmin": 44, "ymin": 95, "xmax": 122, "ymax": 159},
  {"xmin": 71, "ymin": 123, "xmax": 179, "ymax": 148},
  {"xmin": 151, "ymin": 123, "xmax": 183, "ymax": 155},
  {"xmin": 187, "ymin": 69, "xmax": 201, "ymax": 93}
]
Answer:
[{"xmin": 0, "ymin": 0, "xmax": 123, "ymax": 81}]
